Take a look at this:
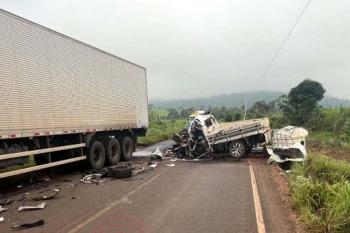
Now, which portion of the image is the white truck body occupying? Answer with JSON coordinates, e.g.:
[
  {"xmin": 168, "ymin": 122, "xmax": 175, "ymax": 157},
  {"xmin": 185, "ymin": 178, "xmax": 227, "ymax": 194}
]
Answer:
[
  {"xmin": 0, "ymin": 9, "xmax": 148, "ymax": 138},
  {"xmin": 0, "ymin": 9, "xmax": 148, "ymax": 178}
]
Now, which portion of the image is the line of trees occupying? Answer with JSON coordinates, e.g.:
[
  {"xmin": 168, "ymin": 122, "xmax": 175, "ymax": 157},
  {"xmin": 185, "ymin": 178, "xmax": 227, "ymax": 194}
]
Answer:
[
  {"xmin": 149, "ymin": 79, "xmax": 350, "ymax": 143},
  {"xmin": 151, "ymin": 79, "xmax": 350, "ymax": 134}
]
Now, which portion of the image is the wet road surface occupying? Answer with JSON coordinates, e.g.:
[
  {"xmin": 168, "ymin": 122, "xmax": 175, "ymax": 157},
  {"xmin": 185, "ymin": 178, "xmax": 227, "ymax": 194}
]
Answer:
[{"xmin": 0, "ymin": 142, "xmax": 296, "ymax": 233}]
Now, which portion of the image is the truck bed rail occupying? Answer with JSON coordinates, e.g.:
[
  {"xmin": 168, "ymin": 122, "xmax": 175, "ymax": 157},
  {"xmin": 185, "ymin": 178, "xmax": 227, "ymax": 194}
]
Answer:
[{"xmin": 207, "ymin": 122, "xmax": 267, "ymax": 145}]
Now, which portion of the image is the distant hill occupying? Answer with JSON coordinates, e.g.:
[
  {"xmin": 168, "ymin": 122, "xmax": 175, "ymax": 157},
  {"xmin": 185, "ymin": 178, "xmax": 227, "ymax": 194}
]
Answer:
[{"xmin": 151, "ymin": 91, "xmax": 350, "ymax": 109}]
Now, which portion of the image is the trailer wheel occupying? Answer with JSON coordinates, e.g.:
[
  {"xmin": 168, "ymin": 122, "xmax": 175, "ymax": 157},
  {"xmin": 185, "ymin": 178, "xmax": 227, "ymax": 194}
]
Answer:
[
  {"xmin": 121, "ymin": 136, "xmax": 134, "ymax": 161},
  {"xmin": 229, "ymin": 140, "xmax": 246, "ymax": 159},
  {"xmin": 88, "ymin": 141, "xmax": 106, "ymax": 169},
  {"xmin": 105, "ymin": 138, "xmax": 121, "ymax": 165}
]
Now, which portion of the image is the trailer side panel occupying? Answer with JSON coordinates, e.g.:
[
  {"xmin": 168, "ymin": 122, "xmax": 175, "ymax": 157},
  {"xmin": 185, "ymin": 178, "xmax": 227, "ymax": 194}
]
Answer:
[{"xmin": 0, "ymin": 9, "xmax": 148, "ymax": 138}]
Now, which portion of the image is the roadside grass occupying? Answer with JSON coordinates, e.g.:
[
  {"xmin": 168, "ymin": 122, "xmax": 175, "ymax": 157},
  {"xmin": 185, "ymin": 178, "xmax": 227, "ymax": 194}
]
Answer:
[
  {"xmin": 289, "ymin": 155, "xmax": 350, "ymax": 233},
  {"xmin": 0, "ymin": 155, "xmax": 35, "ymax": 173},
  {"xmin": 309, "ymin": 131, "xmax": 350, "ymax": 150},
  {"xmin": 138, "ymin": 119, "xmax": 187, "ymax": 145}
]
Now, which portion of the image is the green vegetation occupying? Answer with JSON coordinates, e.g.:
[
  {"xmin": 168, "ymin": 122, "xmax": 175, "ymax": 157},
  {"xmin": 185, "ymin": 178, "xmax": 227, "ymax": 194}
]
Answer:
[
  {"xmin": 280, "ymin": 79, "xmax": 325, "ymax": 126},
  {"xmin": 146, "ymin": 80, "xmax": 350, "ymax": 149},
  {"xmin": 138, "ymin": 119, "xmax": 187, "ymax": 144},
  {"xmin": 306, "ymin": 108, "xmax": 350, "ymax": 150},
  {"xmin": 0, "ymin": 156, "xmax": 35, "ymax": 173},
  {"xmin": 289, "ymin": 155, "xmax": 350, "ymax": 233},
  {"xmin": 138, "ymin": 107, "xmax": 187, "ymax": 144}
]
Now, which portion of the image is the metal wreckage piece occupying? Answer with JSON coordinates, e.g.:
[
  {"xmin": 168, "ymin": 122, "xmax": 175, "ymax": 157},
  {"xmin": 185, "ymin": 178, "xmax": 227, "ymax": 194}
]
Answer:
[
  {"xmin": 267, "ymin": 126, "xmax": 309, "ymax": 164},
  {"xmin": 18, "ymin": 202, "xmax": 46, "ymax": 212},
  {"xmin": 12, "ymin": 219, "xmax": 45, "ymax": 230},
  {"xmin": 171, "ymin": 120, "xmax": 213, "ymax": 160}
]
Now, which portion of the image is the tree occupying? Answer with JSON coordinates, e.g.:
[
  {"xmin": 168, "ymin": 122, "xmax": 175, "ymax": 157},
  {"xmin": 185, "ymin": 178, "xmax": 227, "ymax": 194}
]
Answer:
[
  {"xmin": 224, "ymin": 113, "xmax": 233, "ymax": 122},
  {"xmin": 282, "ymin": 79, "xmax": 325, "ymax": 126},
  {"xmin": 234, "ymin": 112, "xmax": 242, "ymax": 121},
  {"xmin": 167, "ymin": 108, "xmax": 180, "ymax": 119},
  {"xmin": 247, "ymin": 101, "xmax": 270, "ymax": 118}
]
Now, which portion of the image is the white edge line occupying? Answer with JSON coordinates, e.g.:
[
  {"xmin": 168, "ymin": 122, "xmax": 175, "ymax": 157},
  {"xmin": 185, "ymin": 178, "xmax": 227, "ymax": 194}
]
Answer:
[{"xmin": 249, "ymin": 164, "xmax": 266, "ymax": 233}]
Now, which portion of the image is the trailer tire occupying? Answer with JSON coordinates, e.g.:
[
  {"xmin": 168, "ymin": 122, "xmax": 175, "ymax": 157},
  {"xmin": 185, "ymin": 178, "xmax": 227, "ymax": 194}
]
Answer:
[
  {"xmin": 107, "ymin": 163, "xmax": 132, "ymax": 179},
  {"xmin": 229, "ymin": 140, "xmax": 247, "ymax": 159},
  {"xmin": 88, "ymin": 141, "xmax": 106, "ymax": 169},
  {"xmin": 121, "ymin": 136, "xmax": 133, "ymax": 161},
  {"xmin": 105, "ymin": 138, "xmax": 121, "ymax": 165}
]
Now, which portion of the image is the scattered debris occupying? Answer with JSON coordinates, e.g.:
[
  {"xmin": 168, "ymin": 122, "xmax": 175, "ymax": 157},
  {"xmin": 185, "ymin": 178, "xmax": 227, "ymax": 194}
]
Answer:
[
  {"xmin": 82, "ymin": 162, "xmax": 159, "ymax": 183},
  {"xmin": 178, "ymin": 157, "xmax": 213, "ymax": 162},
  {"xmin": 0, "ymin": 217, "xmax": 4, "ymax": 223},
  {"xmin": 12, "ymin": 219, "xmax": 44, "ymax": 230},
  {"xmin": 0, "ymin": 198, "xmax": 13, "ymax": 206},
  {"xmin": 151, "ymin": 147, "xmax": 164, "ymax": 160},
  {"xmin": 166, "ymin": 163, "xmax": 175, "ymax": 167},
  {"xmin": 16, "ymin": 194, "xmax": 27, "ymax": 202},
  {"xmin": 37, "ymin": 176, "xmax": 50, "ymax": 182},
  {"xmin": 267, "ymin": 126, "xmax": 308, "ymax": 165},
  {"xmin": 81, "ymin": 174, "xmax": 111, "ymax": 184},
  {"xmin": 18, "ymin": 202, "xmax": 46, "ymax": 212},
  {"xmin": 131, "ymin": 163, "xmax": 147, "ymax": 176},
  {"xmin": 32, "ymin": 189, "xmax": 59, "ymax": 201},
  {"xmin": 0, "ymin": 206, "xmax": 8, "ymax": 213},
  {"xmin": 163, "ymin": 149, "xmax": 176, "ymax": 157}
]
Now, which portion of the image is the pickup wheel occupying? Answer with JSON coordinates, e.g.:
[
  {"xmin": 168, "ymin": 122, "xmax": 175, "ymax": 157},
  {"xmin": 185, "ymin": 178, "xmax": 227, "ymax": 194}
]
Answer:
[
  {"xmin": 105, "ymin": 138, "xmax": 121, "ymax": 165},
  {"xmin": 229, "ymin": 141, "xmax": 247, "ymax": 159},
  {"xmin": 88, "ymin": 140, "xmax": 106, "ymax": 169},
  {"xmin": 121, "ymin": 136, "xmax": 134, "ymax": 161}
]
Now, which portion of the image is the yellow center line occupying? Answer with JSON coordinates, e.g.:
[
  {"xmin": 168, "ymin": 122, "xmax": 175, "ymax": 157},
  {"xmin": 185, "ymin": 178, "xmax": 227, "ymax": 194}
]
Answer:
[{"xmin": 249, "ymin": 163, "xmax": 266, "ymax": 233}]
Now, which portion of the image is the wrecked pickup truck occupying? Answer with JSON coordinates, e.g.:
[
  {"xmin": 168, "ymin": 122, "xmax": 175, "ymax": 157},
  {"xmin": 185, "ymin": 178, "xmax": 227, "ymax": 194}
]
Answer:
[{"xmin": 172, "ymin": 112, "xmax": 271, "ymax": 159}]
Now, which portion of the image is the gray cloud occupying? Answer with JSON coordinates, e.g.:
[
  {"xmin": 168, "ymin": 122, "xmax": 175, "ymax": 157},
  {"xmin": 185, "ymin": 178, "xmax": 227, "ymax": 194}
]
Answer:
[{"xmin": 1, "ymin": 0, "xmax": 350, "ymax": 100}]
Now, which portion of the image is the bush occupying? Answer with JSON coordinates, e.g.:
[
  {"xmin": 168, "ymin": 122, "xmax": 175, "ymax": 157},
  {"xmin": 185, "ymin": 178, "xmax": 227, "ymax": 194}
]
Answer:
[
  {"xmin": 138, "ymin": 119, "xmax": 187, "ymax": 144},
  {"xmin": 289, "ymin": 155, "xmax": 350, "ymax": 233}
]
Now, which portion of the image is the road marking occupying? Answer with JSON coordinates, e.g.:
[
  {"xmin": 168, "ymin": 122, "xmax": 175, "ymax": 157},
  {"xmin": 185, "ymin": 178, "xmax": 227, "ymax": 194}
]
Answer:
[
  {"xmin": 249, "ymin": 164, "xmax": 266, "ymax": 233},
  {"xmin": 68, "ymin": 168, "xmax": 168, "ymax": 233}
]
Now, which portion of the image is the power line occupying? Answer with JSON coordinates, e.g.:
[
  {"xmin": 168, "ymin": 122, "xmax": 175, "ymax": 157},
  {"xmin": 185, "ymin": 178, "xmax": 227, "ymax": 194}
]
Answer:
[{"xmin": 259, "ymin": 0, "xmax": 312, "ymax": 80}]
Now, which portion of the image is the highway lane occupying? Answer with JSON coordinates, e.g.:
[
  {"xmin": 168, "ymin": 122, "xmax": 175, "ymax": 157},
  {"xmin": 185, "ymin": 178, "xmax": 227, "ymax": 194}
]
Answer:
[{"xmin": 0, "ymin": 144, "xmax": 296, "ymax": 233}]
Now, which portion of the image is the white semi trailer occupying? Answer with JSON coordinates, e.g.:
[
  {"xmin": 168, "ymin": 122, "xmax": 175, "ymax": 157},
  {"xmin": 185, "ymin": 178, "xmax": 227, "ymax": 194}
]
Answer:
[{"xmin": 0, "ymin": 9, "xmax": 149, "ymax": 178}]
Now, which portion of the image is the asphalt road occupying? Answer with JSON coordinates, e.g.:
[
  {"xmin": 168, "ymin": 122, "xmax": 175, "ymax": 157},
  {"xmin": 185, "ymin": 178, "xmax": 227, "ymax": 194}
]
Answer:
[{"xmin": 0, "ymin": 142, "xmax": 296, "ymax": 233}]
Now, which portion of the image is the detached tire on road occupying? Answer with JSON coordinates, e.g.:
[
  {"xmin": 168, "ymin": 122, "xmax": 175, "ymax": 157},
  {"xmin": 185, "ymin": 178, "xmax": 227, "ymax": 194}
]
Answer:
[
  {"xmin": 107, "ymin": 163, "xmax": 132, "ymax": 179},
  {"xmin": 121, "ymin": 136, "xmax": 134, "ymax": 161},
  {"xmin": 229, "ymin": 140, "xmax": 247, "ymax": 159},
  {"xmin": 105, "ymin": 138, "xmax": 121, "ymax": 165},
  {"xmin": 88, "ymin": 141, "xmax": 106, "ymax": 169}
]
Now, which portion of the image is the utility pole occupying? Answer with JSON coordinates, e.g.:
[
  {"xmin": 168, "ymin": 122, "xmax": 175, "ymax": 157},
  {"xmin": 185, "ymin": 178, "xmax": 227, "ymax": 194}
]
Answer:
[{"xmin": 244, "ymin": 100, "xmax": 247, "ymax": 120}]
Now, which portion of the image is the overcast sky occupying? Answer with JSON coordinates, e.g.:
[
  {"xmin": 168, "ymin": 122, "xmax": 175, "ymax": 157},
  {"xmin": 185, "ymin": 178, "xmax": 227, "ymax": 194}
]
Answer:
[{"xmin": 1, "ymin": 0, "xmax": 350, "ymax": 100}]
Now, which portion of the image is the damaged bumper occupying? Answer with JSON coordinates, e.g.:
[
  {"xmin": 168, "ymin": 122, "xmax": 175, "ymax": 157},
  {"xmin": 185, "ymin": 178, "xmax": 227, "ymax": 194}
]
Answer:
[{"xmin": 267, "ymin": 126, "xmax": 308, "ymax": 164}]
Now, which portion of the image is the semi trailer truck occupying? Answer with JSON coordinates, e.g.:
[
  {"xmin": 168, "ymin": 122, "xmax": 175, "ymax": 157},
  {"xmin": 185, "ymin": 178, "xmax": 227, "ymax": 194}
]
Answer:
[{"xmin": 0, "ymin": 9, "xmax": 148, "ymax": 178}]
